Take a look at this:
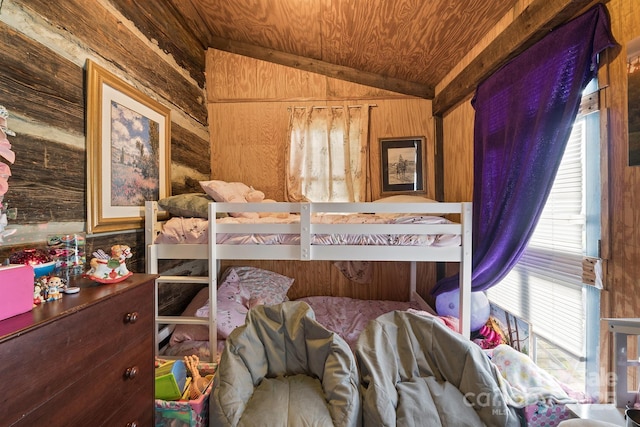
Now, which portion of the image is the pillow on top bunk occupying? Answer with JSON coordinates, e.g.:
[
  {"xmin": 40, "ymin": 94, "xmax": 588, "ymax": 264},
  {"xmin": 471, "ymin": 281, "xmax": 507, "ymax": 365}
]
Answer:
[
  {"xmin": 373, "ymin": 195, "xmax": 438, "ymax": 203},
  {"xmin": 373, "ymin": 194, "xmax": 442, "ymax": 217},
  {"xmin": 199, "ymin": 180, "xmax": 265, "ymax": 219},
  {"xmin": 158, "ymin": 193, "xmax": 215, "ymax": 218}
]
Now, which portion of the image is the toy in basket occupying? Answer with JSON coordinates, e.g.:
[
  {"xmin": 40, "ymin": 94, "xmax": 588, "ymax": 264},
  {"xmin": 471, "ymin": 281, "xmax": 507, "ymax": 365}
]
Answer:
[
  {"xmin": 84, "ymin": 244, "xmax": 133, "ymax": 284},
  {"xmin": 155, "ymin": 356, "xmax": 216, "ymax": 427}
]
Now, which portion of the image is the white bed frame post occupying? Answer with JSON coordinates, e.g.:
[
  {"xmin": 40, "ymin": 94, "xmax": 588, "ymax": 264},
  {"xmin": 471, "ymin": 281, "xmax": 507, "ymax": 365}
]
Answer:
[
  {"xmin": 459, "ymin": 202, "xmax": 473, "ymax": 338},
  {"xmin": 208, "ymin": 202, "xmax": 219, "ymax": 362}
]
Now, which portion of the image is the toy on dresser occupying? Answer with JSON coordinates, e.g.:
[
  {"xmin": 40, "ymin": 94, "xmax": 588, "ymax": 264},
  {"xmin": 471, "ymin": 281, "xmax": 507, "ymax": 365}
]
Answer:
[
  {"xmin": 84, "ymin": 244, "xmax": 133, "ymax": 284},
  {"xmin": 33, "ymin": 275, "xmax": 67, "ymax": 304}
]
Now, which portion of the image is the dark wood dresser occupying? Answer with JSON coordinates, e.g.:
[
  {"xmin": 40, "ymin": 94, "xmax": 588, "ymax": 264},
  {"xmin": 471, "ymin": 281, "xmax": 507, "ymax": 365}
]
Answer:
[{"xmin": 0, "ymin": 273, "xmax": 157, "ymax": 426}]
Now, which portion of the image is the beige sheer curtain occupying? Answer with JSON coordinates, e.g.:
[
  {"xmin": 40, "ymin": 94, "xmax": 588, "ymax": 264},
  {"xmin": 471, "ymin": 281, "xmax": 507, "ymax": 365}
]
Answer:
[{"xmin": 285, "ymin": 105, "xmax": 370, "ymax": 202}]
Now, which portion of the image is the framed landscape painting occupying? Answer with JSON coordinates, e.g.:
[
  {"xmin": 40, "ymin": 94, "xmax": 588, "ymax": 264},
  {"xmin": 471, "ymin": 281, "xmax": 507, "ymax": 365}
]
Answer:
[{"xmin": 86, "ymin": 59, "xmax": 171, "ymax": 233}]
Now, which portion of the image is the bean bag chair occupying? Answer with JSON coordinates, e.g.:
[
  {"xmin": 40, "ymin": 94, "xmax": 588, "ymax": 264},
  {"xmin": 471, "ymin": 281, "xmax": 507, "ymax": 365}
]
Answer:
[
  {"xmin": 210, "ymin": 301, "xmax": 361, "ymax": 427},
  {"xmin": 355, "ymin": 310, "xmax": 521, "ymax": 427}
]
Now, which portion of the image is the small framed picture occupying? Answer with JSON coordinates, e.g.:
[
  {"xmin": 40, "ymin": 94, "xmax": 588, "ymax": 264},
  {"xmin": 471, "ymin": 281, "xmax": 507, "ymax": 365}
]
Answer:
[{"xmin": 380, "ymin": 137, "xmax": 425, "ymax": 194}]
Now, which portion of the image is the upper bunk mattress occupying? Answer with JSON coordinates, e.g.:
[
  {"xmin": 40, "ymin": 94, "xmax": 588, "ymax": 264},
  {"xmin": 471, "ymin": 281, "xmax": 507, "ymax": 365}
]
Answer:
[{"xmin": 153, "ymin": 213, "xmax": 461, "ymax": 247}]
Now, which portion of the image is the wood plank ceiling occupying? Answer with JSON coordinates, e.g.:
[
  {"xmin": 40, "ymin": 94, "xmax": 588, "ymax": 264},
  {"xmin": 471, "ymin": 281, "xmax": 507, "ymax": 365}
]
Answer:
[
  {"xmin": 126, "ymin": 0, "xmax": 603, "ymax": 113},
  {"xmin": 182, "ymin": 0, "xmax": 516, "ymax": 88},
  {"xmin": 172, "ymin": 0, "xmax": 517, "ymax": 97}
]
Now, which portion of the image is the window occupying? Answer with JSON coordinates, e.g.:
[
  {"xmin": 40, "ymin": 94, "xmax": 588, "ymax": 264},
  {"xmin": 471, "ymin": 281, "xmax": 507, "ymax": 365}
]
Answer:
[
  {"xmin": 486, "ymin": 88, "xmax": 601, "ymax": 396},
  {"xmin": 285, "ymin": 105, "xmax": 371, "ymax": 202}
]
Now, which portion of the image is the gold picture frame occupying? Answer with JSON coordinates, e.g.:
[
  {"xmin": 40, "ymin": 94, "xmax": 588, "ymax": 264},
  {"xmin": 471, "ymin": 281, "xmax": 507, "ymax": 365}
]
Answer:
[{"xmin": 86, "ymin": 59, "xmax": 171, "ymax": 233}]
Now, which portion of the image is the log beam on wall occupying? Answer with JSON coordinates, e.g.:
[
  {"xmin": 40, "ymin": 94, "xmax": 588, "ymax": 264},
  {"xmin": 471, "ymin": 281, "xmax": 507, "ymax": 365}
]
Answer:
[
  {"xmin": 433, "ymin": 0, "xmax": 607, "ymax": 115},
  {"xmin": 109, "ymin": 0, "xmax": 206, "ymax": 89},
  {"xmin": 0, "ymin": 22, "xmax": 84, "ymax": 135},
  {"xmin": 15, "ymin": 0, "xmax": 208, "ymax": 125},
  {"xmin": 208, "ymin": 36, "xmax": 434, "ymax": 99}
]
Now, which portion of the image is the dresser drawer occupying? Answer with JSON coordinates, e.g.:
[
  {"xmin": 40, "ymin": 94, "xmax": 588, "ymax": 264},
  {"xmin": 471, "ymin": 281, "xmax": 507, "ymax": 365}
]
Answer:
[
  {"xmin": 14, "ymin": 334, "xmax": 153, "ymax": 427},
  {"xmin": 1, "ymin": 279, "xmax": 153, "ymax": 425}
]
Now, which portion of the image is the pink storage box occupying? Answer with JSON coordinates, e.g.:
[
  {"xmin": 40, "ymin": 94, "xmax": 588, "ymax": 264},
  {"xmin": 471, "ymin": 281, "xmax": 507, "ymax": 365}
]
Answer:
[
  {"xmin": 0, "ymin": 264, "xmax": 35, "ymax": 321},
  {"xmin": 155, "ymin": 359, "xmax": 216, "ymax": 427}
]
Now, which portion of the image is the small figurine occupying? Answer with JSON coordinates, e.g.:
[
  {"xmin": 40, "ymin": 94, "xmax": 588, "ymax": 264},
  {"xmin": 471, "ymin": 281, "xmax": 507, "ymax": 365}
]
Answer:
[
  {"xmin": 34, "ymin": 275, "xmax": 67, "ymax": 304},
  {"xmin": 33, "ymin": 283, "xmax": 44, "ymax": 305},
  {"xmin": 45, "ymin": 276, "xmax": 64, "ymax": 301},
  {"xmin": 85, "ymin": 244, "xmax": 133, "ymax": 283}
]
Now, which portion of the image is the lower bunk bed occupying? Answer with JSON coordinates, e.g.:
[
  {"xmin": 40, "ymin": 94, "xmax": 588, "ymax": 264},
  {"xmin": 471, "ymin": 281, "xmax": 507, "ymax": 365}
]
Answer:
[
  {"xmin": 160, "ymin": 265, "xmax": 459, "ymax": 361},
  {"xmin": 161, "ymin": 267, "xmax": 590, "ymax": 427}
]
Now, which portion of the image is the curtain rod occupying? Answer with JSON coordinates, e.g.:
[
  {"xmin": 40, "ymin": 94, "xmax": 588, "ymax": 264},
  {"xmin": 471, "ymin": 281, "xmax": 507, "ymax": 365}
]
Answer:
[{"xmin": 287, "ymin": 104, "xmax": 377, "ymax": 111}]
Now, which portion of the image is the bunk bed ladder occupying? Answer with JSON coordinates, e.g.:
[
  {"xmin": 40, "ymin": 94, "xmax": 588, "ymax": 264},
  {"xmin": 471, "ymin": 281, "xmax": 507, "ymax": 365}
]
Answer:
[{"xmin": 145, "ymin": 201, "xmax": 218, "ymax": 363}]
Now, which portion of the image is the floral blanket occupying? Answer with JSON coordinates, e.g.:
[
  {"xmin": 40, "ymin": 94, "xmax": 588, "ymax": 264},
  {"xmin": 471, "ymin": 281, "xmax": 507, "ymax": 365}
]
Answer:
[{"xmin": 489, "ymin": 344, "xmax": 576, "ymax": 408}]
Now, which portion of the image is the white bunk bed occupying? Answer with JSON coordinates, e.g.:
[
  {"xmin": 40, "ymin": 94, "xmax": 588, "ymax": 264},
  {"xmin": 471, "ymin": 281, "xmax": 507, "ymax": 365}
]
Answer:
[{"xmin": 145, "ymin": 200, "xmax": 472, "ymax": 362}]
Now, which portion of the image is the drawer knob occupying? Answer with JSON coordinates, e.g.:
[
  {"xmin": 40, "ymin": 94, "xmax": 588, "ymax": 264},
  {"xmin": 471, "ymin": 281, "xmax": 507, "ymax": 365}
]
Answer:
[
  {"xmin": 126, "ymin": 422, "xmax": 138, "ymax": 427},
  {"xmin": 124, "ymin": 312, "xmax": 139, "ymax": 324},
  {"xmin": 124, "ymin": 366, "xmax": 139, "ymax": 379}
]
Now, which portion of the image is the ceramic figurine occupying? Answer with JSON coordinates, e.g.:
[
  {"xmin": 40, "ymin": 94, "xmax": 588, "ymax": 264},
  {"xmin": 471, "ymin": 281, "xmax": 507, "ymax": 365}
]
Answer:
[
  {"xmin": 33, "ymin": 282, "xmax": 44, "ymax": 305},
  {"xmin": 45, "ymin": 276, "xmax": 64, "ymax": 301},
  {"xmin": 85, "ymin": 244, "xmax": 133, "ymax": 283},
  {"xmin": 34, "ymin": 275, "xmax": 67, "ymax": 304}
]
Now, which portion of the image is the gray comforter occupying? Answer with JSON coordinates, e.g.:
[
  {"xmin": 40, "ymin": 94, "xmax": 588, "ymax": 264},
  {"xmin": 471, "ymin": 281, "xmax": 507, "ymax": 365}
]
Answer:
[{"xmin": 355, "ymin": 311, "xmax": 521, "ymax": 427}]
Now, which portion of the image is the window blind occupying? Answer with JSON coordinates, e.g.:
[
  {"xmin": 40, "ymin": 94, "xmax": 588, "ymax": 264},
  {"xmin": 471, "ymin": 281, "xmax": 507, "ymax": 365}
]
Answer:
[{"xmin": 487, "ymin": 118, "xmax": 586, "ymax": 357}]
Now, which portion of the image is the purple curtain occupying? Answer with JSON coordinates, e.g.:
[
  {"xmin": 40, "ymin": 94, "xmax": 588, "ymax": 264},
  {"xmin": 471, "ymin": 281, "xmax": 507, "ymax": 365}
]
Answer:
[{"xmin": 432, "ymin": 4, "xmax": 615, "ymax": 296}]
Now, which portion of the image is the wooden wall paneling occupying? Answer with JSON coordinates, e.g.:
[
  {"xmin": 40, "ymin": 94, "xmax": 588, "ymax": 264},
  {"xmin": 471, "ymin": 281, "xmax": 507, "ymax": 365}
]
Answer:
[
  {"xmin": 207, "ymin": 50, "xmax": 260, "ymax": 101},
  {"xmin": 218, "ymin": 260, "xmax": 333, "ymax": 300},
  {"xmin": 209, "ymin": 102, "xmax": 289, "ymax": 199},
  {"xmin": 441, "ymin": 97, "xmax": 475, "ymax": 203},
  {"xmin": 15, "ymin": 0, "xmax": 207, "ymax": 125},
  {"xmin": 439, "ymin": 96, "xmax": 474, "ymax": 278},
  {"xmin": 109, "ymin": 0, "xmax": 206, "ymax": 89},
  {"xmin": 327, "ymin": 78, "xmax": 405, "ymax": 100},
  {"xmin": 9, "ymin": 135, "xmax": 85, "ymax": 224},
  {"xmin": 260, "ymin": 60, "xmax": 327, "ymax": 100},
  {"xmin": 605, "ymin": 0, "xmax": 640, "ymax": 321},
  {"xmin": 170, "ymin": 122, "xmax": 211, "ymax": 193},
  {"xmin": 207, "ymin": 49, "xmax": 329, "ymax": 101},
  {"xmin": 416, "ymin": 262, "xmax": 438, "ymax": 308},
  {"xmin": 592, "ymin": 0, "xmax": 639, "ymax": 399},
  {"xmin": 0, "ymin": 22, "xmax": 84, "ymax": 134},
  {"xmin": 368, "ymin": 98, "xmax": 435, "ymax": 200}
]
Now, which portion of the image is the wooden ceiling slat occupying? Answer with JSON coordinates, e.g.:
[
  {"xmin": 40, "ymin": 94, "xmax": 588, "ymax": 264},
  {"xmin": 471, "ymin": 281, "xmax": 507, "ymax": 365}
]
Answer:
[{"xmin": 208, "ymin": 36, "xmax": 435, "ymax": 99}]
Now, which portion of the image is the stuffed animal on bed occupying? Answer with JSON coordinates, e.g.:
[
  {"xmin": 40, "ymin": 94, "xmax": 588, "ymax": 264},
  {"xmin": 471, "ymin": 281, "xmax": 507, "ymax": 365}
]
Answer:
[{"xmin": 196, "ymin": 269, "xmax": 264, "ymax": 338}]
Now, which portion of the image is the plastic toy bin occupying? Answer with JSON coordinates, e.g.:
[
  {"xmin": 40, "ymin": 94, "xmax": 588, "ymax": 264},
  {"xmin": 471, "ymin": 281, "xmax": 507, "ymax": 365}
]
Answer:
[{"xmin": 155, "ymin": 359, "xmax": 216, "ymax": 427}]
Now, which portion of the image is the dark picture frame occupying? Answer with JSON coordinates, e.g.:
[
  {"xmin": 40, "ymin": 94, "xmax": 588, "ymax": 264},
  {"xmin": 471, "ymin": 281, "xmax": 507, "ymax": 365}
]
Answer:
[
  {"xmin": 380, "ymin": 137, "xmax": 425, "ymax": 194},
  {"xmin": 85, "ymin": 59, "xmax": 171, "ymax": 233}
]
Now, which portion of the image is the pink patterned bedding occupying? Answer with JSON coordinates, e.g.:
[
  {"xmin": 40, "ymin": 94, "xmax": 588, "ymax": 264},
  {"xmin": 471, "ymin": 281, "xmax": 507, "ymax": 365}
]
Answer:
[
  {"xmin": 299, "ymin": 296, "xmax": 448, "ymax": 349},
  {"xmin": 154, "ymin": 213, "xmax": 461, "ymax": 247},
  {"xmin": 300, "ymin": 296, "xmax": 423, "ymax": 349},
  {"xmin": 161, "ymin": 295, "xmax": 456, "ymax": 359}
]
